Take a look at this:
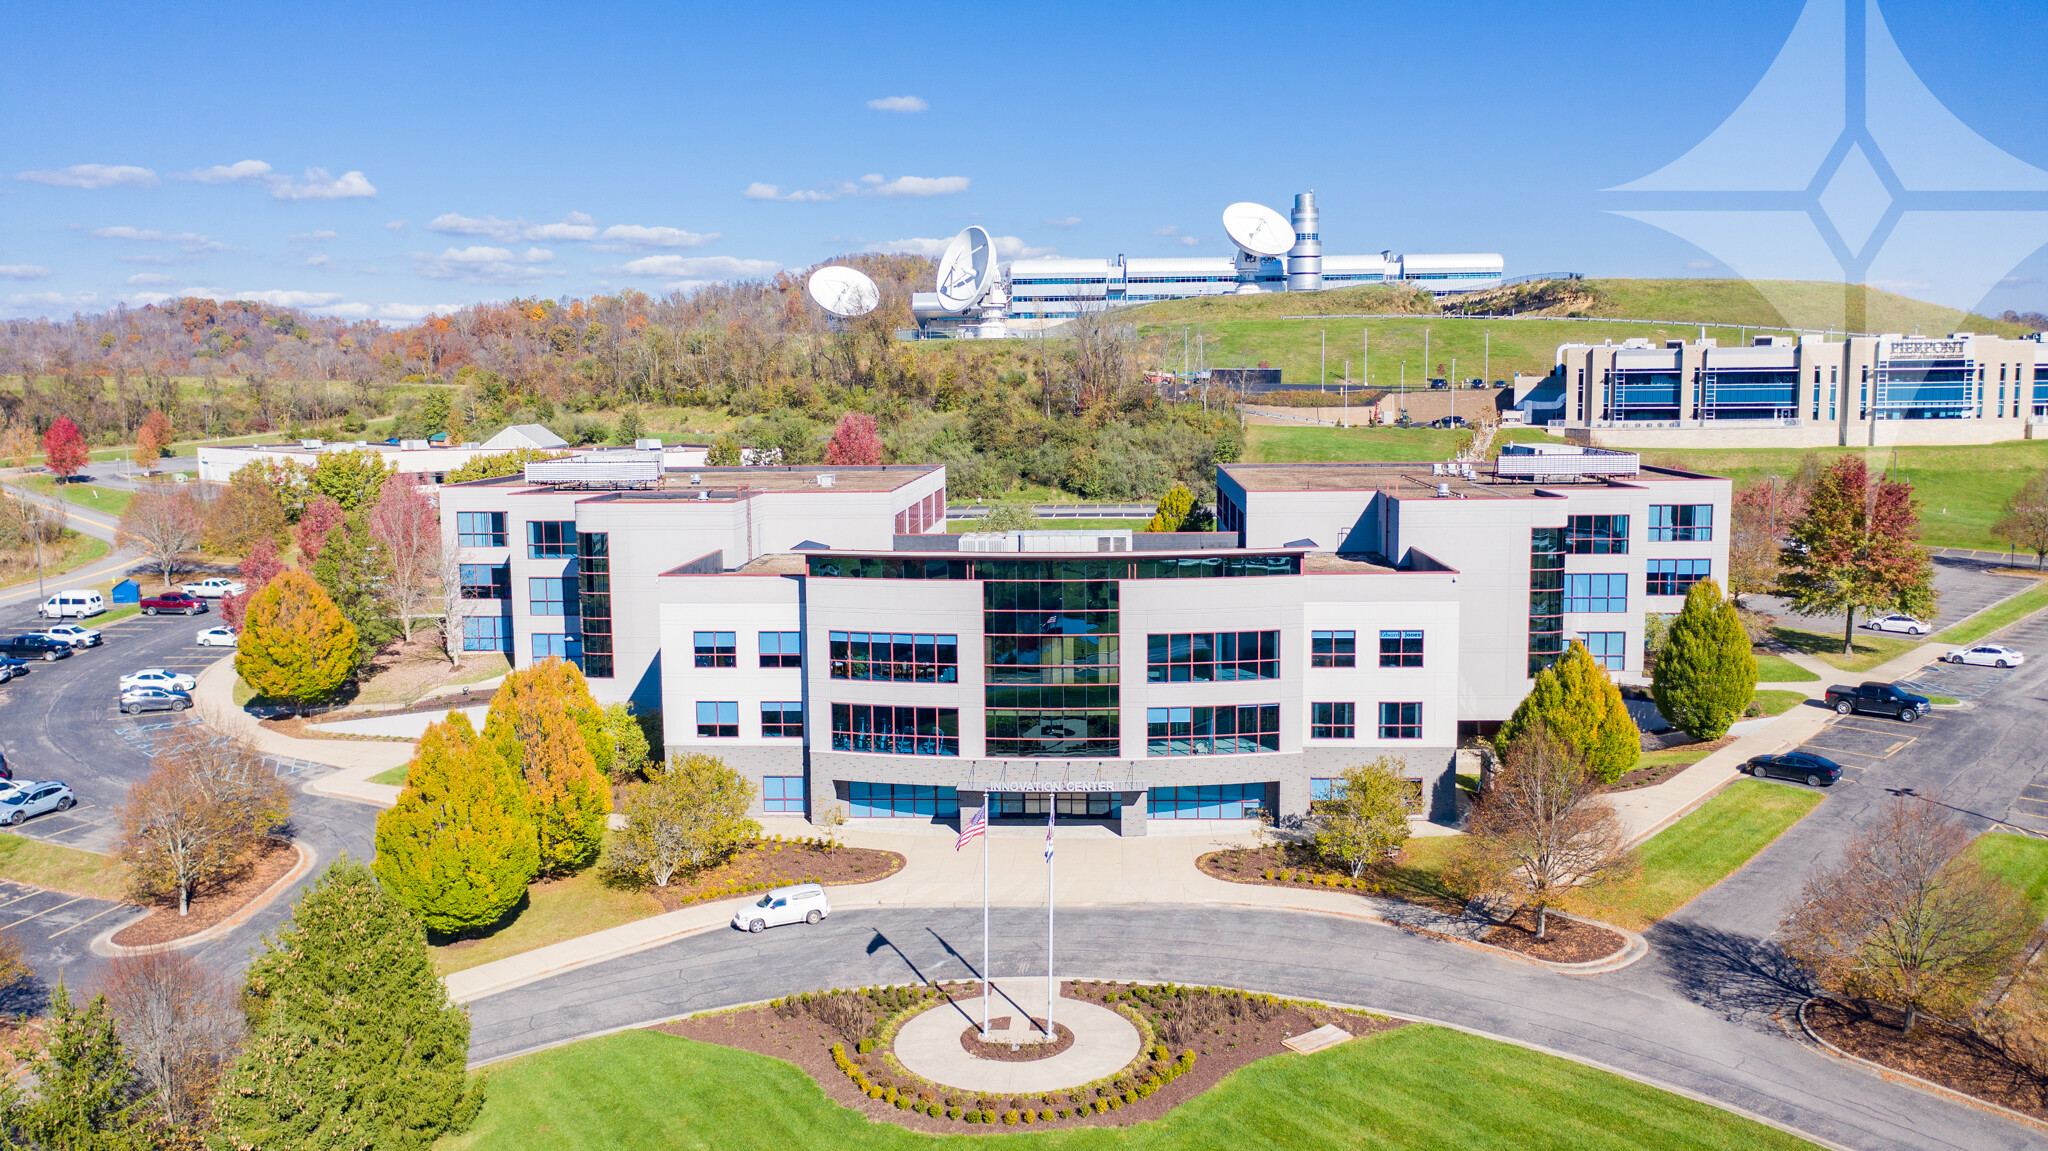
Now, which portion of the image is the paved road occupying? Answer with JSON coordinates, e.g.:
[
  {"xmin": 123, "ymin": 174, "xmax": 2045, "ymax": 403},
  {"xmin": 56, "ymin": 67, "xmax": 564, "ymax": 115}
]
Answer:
[{"xmin": 1750, "ymin": 554, "xmax": 2031, "ymax": 640}]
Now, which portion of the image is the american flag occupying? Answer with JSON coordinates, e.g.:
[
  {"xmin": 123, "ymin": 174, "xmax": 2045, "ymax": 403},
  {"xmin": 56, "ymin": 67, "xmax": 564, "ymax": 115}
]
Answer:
[
  {"xmin": 1044, "ymin": 805, "xmax": 1054, "ymax": 862},
  {"xmin": 955, "ymin": 805, "xmax": 986, "ymax": 850}
]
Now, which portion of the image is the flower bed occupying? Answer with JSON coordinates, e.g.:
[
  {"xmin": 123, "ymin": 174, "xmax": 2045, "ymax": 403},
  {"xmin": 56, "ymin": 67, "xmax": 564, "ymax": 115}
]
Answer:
[
  {"xmin": 643, "ymin": 835, "xmax": 903, "ymax": 912},
  {"xmin": 959, "ymin": 1020, "xmax": 1075, "ymax": 1061},
  {"xmin": 1807, "ymin": 998, "xmax": 2048, "ymax": 1119},
  {"xmin": 660, "ymin": 980, "xmax": 1400, "ymax": 1132}
]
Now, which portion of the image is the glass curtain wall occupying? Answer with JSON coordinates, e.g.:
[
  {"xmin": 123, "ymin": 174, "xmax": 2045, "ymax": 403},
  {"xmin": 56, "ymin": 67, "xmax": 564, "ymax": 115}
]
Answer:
[{"xmin": 982, "ymin": 560, "xmax": 1120, "ymax": 757}]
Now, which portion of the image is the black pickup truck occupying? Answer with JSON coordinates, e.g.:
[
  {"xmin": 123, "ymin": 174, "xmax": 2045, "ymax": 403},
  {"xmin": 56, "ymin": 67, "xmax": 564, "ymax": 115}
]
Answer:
[{"xmin": 1823, "ymin": 681, "xmax": 1931, "ymax": 723}]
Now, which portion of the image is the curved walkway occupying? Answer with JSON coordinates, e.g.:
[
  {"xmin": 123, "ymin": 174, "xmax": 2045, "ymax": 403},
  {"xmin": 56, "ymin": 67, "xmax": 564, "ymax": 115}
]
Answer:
[{"xmin": 894, "ymin": 994, "xmax": 1140, "ymax": 1094}]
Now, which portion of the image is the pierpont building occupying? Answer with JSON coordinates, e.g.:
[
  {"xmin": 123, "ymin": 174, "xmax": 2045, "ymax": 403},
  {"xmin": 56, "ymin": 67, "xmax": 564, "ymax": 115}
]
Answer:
[
  {"xmin": 1543, "ymin": 331, "xmax": 2048, "ymax": 448},
  {"xmin": 636, "ymin": 445, "xmax": 1727, "ymax": 834}
]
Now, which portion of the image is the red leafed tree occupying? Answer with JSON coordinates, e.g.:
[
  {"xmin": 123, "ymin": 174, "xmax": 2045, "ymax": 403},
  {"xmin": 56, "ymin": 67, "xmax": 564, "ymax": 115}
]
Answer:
[
  {"xmin": 295, "ymin": 495, "xmax": 346, "ymax": 564},
  {"xmin": 822, "ymin": 412, "xmax": 884, "ymax": 466},
  {"xmin": 134, "ymin": 409, "xmax": 173, "ymax": 470},
  {"xmin": 1779, "ymin": 457, "xmax": 1936, "ymax": 653},
  {"xmin": 220, "ymin": 538, "xmax": 287, "ymax": 630},
  {"xmin": 365, "ymin": 473, "xmax": 442, "ymax": 642},
  {"xmin": 42, "ymin": 416, "xmax": 88, "ymax": 478}
]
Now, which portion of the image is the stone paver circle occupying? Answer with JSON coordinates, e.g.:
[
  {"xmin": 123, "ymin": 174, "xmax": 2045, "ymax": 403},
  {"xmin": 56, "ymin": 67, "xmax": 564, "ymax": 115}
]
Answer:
[{"xmin": 893, "ymin": 993, "xmax": 1143, "ymax": 1094}]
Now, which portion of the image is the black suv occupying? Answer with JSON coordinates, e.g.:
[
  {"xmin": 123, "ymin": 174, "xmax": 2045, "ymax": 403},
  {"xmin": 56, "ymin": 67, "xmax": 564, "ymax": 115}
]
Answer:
[
  {"xmin": 1823, "ymin": 681, "xmax": 1930, "ymax": 723},
  {"xmin": 0, "ymin": 635, "xmax": 72, "ymax": 663}
]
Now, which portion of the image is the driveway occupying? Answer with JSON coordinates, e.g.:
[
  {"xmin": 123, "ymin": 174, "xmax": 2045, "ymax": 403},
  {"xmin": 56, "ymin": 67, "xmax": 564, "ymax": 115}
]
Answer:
[{"xmin": 1749, "ymin": 554, "xmax": 2032, "ymax": 638}]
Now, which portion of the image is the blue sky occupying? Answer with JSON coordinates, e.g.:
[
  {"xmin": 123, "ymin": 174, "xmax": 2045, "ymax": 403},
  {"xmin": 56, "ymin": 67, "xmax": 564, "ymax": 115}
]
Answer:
[{"xmin": 4, "ymin": 0, "xmax": 2046, "ymax": 323}]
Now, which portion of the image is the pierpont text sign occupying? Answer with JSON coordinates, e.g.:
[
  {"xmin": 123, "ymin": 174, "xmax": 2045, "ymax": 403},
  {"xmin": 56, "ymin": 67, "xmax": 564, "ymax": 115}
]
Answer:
[
  {"xmin": 956, "ymin": 780, "xmax": 1139, "ymax": 793},
  {"xmin": 1885, "ymin": 338, "xmax": 1967, "ymax": 358}
]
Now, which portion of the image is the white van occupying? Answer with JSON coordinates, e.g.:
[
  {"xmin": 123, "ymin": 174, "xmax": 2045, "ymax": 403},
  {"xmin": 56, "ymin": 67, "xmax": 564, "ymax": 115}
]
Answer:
[
  {"xmin": 37, "ymin": 590, "xmax": 105, "ymax": 620},
  {"xmin": 730, "ymin": 882, "xmax": 830, "ymax": 933}
]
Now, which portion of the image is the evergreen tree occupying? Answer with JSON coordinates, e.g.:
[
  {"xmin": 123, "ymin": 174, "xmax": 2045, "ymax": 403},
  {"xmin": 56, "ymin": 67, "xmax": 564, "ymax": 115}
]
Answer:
[
  {"xmin": 0, "ymin": 984, "xmax": 149, "ymax": 1150},
  {"xmin": 374, "ymin": 714, "xmax": 538, "ymax": 935},
  {"xmin": 1652, "ymin": 578, "xmax": 1757, "ymax": 740},
  {"xmin": 1144, "ymin": 483, "xmax": 1196, "ymax": 532},
  {"xmin": 602, "ymin": 702, "xmax": 651, "ymax": 781},
  {"xmin": 1496, "ymin": 640, "xmax": 1638, "ymax": 783},
  {"xmin": 483, "ymin": 660, "xmax": 613, "ymax": 875},
  {"xmin": 235, "ymin": 570, "xmax": 358, "ymax": 711},
  {"xmin": 311, "ymin": 517, "xmax": 398, "ymax": 660},
  {"xmin": 210, "ymin": 859, "xmax": 483, "ymax": 1151}
]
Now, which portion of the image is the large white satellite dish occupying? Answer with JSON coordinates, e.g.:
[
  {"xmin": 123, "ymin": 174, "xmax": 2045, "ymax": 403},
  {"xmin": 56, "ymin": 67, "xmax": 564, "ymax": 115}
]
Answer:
[
  {"xmin": 1222, "ymin": 202, "xmax": 1294, "ymax": 258},
  {"xmin": 806, "ymin": 265, "xmax": 880, "ymax": 318},
  {"xmin": 934, "ymin": 225, "xmax": 997, "ymax": 312}
]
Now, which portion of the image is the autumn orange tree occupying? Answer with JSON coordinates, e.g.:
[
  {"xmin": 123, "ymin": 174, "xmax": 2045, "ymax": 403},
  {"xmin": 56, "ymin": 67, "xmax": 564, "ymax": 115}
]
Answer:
[
  {"xmin": 374, "ymin": 713, "xmax": 537, "ymax": 933},
  {"xmin": 133, "ymin": 409, "xmax": 172, "ymax": 470},
  {"xmin": 482, "ymin": 658, "xmax": 614, "ymax": 874},
  {"xmin": 116, "ymin": 729, "xmax": 291, "ymax": 916}
]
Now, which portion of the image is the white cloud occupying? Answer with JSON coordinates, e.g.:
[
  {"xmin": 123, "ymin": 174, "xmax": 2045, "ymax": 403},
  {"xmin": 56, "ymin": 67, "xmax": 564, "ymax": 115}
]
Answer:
[
  {"xmin": 747, "ymin": 174, "xmax": 969, "ymax": 202},
  {"xmin": 1177, "ymin": 235, "xmax": 1201, "ymax": 247},
  {"xmin": 313, "ymin": 301, "xmax": 459, "ymax": 323},
  {"xmin": 1685, "ymin": 259, "xmax": 1717, "ymax": 270},
  {"xmin": 412, "ymin": 245, "xmax": 565, "ymax": 285},
  {"xmin": 1044, "ymin": 217, "xmax": 1082, "ymax": 228},
  {"xmin": 235, "ymin": 289, "xmax": 343, "ymax": 307},
  {"xmin": 8, "ymin": 290, "xmax": 101, "ymax": 310},
  {"xmin": 595, "ymin": 224, "xmax": 718, "ymax": 250},
  {"xmin": 270, "ymin": 167, "xmax": 377, "ymax": 200},
  {"xmin": 290, "ymin": 229, "xmax": 338, "ymax": 242},
  {"xmin": 126, "ymin": 273, "xmax": 178, "ymax": 285},
  {"xmin": 867, "ymin": 95, "xmax": 928, "ymax": 113},
  {"xmin": 874, "ymin": 175, "xmax": 969, "ymax": 198},
  {"xmin": 861, "ymin": 174, "xmax": 884, "ymax": 185},
  {"xmin": 186, "ymin": 160, "xmax": 274, "ymax": 184},
  {"xmin": 744, "ymin": 181, "xmax": 851, "ymax": 202},
  {"xmin": 16, "ymin": 164, "xmax": 158, "ymax": 190},
  {"xmin": 125, "ymin": 292, "xmax": 173, "ymax": 306},
  {"xmin": 864, "ymin": 235, "xmax": 1053, "ymax": 259},
  {"xmin": 612, "ymin": 255, "xmax": 782, "ymax": 280},
  {"xmin": 303, "ymin": 254, "xmax": 332, "ymax": 267},
  {"xmin": 384, "ymin": 220, "xmax": 407, "ymax": 231},
  {"xmin": 0, "ymin": 265, "xmax": 52, "ymax": 280},
  {"xmin": 91, "ymin": 226, "xmax": 228, "ymax": 253},
  {"xmin": 430, "ymin": 211, "xmax": 597, "ymax": 242},
  {"xmin": 1153, "ymin": 225, "xmax": 1180, "ymax": 236}
]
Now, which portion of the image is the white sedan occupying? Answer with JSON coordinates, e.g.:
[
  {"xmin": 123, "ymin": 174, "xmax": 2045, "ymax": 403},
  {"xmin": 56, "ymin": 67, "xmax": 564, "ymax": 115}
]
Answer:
[
  {"xmin": 36, "ymin": 624, "xmax": 101, "ymax": 648},
  {"xmin": 1945, "ymin": 643, "xmax": 2025, "ymax": 668},
  {"xmin": 119, "ymin": 667, "xmax": 197, "ymax": 692},
  {"xmin": 195, "ymin": 626, "xmax": 237, "ymax": 647},
  {"xmin": 1863, "ymin": 613, "xmax": 1931, "ymax": 635}
]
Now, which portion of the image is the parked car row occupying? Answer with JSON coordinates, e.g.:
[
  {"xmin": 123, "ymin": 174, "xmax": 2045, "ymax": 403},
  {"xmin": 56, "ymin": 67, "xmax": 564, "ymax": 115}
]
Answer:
[{"xmin": 35, "ymin": 587, "xmax": 217, "ymax": 619}]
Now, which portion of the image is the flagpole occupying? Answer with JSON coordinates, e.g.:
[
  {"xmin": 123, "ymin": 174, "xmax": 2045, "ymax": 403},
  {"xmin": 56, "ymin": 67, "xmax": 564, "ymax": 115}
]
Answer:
[
  {"xmin": 982, "ymin": 800, "xmax": 990, "ymax": 1039},
  {"xmin": 1046, "ymin": 801, "xmax": 1055, "ymax": 1038}
]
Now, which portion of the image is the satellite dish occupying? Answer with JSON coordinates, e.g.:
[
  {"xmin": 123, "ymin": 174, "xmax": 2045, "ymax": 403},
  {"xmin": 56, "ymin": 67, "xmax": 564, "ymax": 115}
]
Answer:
[
  {"xmin": 806, "ymin": 265, "xmax": 880, "ymax": 318},
  {"xmin": 934, "ymin": 225, "xmax": 996, "ymax": 312},
  {"xmin": 1222, "ymin": 202, "xmax": 1294, "ymax": 258}
]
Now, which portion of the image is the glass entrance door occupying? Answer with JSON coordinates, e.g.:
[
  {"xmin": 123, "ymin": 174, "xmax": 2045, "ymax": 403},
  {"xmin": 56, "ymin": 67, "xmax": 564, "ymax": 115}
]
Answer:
[{"xmin": 991, "ymin": 791, "xmax": 1120, "ymax": 819}]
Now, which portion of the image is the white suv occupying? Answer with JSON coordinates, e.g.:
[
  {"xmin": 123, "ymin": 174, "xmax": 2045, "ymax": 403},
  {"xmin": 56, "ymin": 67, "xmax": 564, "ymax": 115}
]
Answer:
[{"xmin": 731, "ymin": 883, "xmax": 831, "ymax": 933}]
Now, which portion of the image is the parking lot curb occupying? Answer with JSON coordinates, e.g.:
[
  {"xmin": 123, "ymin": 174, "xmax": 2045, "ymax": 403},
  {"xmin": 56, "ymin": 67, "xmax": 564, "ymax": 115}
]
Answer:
[{"xmin": 88, "ymin": 837, "xmax": 314, "ymax": 958}]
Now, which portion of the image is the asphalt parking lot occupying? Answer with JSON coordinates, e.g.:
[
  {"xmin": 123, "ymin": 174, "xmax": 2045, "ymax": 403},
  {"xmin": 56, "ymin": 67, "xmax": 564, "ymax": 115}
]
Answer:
[
  {"xmin": 1751, "ymin": 554, "xmax": 2033, "ymax": 636},
  {"xmin": 0, "ymin": 880, "xmax": 138, "ymax": 1002}
]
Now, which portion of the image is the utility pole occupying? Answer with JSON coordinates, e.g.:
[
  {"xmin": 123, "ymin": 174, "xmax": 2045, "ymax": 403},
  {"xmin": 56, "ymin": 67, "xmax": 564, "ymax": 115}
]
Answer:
[
  {"xmin": 1423, "ymin": 328, "xmax": 1430, "ymax": 385},
  {"xmin": 1320, "ymin": 329, "xmax": 1326, "ymax": 391},
  {"xmin": 1342, "ymin": 358, "xmax": 1350, "ymax": 427},
  {"xmin": 1484, "ymin": 330, "xmax": 1490, "ymax": 386}
]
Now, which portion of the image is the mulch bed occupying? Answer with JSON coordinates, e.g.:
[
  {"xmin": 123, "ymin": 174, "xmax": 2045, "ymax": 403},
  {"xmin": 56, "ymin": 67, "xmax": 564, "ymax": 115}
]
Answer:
[
  {"xmin": 1603, "ymin": 737, "xmax": 1735, "ymax": 792},
  {"xmin": 110, "ymin": 837, "xmax": 298, "ymax": 947},
  {"xmin": 960, "ymin": 1020, "xmax": 1074, "ymax": 1061},
  {"xmin": 661, "ymin": 981, "xmax": 1401, "ymax": 1133},
  {"xmin": 1196, "ymin": 843, "xmax": 1466, "ymax": 916},
  {"xmin": 645, "ymin": 840, "xmax": 905, "ymax": 913},
  {"xmin": 258, "ymin": 715, "xmax": 410, "ymax": 742},
  {"xmin": 1478, "ymin": 908, "xmax": 1629, "ymax": 964},
  {"xmin": 1806, "ymin": 999, "xmax": 2048, "ymax": 1118}
]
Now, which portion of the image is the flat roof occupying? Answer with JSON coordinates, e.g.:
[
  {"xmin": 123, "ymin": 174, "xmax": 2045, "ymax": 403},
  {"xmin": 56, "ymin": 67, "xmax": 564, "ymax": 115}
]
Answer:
[
  {"xmin": 1221, "ymin": 460, "xmax": 1723, "ymax": 496},
  {"xmin": 452, "ymin": 463, "xmax": 940, "ymax": 495}
]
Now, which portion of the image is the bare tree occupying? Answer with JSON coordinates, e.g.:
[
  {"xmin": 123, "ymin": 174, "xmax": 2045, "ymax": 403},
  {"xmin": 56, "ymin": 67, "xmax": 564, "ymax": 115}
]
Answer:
[
  {"xmin": 116, "ymin": 730, "xmax": 292, "ymax": 916},
  {"xmin": 119, "ymin": 484, "xmax": 205, "ymax": 590},
  {"xmin": 1780, "ymin": 795, "xmax": 2031, "ymax": 1037},
  {"xmin": 438, "ymin": 547, "xmax": 467, "ymax": 670},
  {"xmin": 364, "ymin": 473, "xmax": 443, "ymax": 642},
  {"xmin": 1994, "ymin": 468, "xmax": 2048, "ymax": 569},
  {"xmin": 1461, "ymin": 723, "xmax": 1633, "ymax": 940},
  {"xmin": 104, "ymin": 949, "xmax": 244, "ymax": 1129}
]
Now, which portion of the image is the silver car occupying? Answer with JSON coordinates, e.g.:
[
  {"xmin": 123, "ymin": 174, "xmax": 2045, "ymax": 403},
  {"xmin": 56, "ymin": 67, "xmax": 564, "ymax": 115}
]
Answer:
[
  {"xmin": 0, "ymin": 781, "xmax": 75, "ymax": 825},
  {"xmin": 120, "ymin": 686, "xmax": 192, "ymax": 714}
]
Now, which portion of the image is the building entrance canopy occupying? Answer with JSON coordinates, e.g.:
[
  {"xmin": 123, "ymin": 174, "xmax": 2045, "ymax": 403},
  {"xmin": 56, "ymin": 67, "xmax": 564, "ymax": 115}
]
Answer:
[{"xmin": 959, "ymin": 779, "xmax": 1147, "ymax": 821}]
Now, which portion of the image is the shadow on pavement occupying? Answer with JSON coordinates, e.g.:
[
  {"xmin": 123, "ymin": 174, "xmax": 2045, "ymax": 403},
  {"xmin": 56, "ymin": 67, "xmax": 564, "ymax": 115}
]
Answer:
[{"xmin": 1650, "ymin": 920, "xmax": 1815, "ymax": 1031}]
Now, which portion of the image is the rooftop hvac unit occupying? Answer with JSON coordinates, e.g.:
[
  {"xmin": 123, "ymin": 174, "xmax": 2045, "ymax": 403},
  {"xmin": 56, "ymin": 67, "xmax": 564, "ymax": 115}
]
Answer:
[
  {"xmin": 816, "ymin": 473, "xmax": 835, "ymax": 488},
  {"xmin": 959, "ymin": 532, "xmax": 1016, "ymax": 552},
  {"xmin": 1436, "ymin": 483, "xmax": 1452, "ymax": 498},
  {"xmin": 400, "ymin": 439, "xmax": 429, "ymax": 450},
  {"xmin": 300, "ymin": 439, "xmax": 324, "ymax": 449},
  {"xmin": 524, "ymin": 451, "xmax": 662, "ymax": 488},
  {"xmin": 634, "ymin": 437, "xmax": 663, "ymax": 450},
  {"xmin": 1495, "ymin": 445, "xmax": 1640, "ymax": 478}
]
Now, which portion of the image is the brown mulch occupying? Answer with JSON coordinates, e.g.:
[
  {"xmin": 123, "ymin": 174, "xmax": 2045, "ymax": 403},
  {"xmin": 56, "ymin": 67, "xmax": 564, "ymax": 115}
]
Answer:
[
  {"xmin": 645, "ymin": 841, "xmax": 905, "ymax": 913},
  {"xmin": 257, "ymin": 715, "xmax": 410, "ymax": 742},
  {"xmin": 1478, "ymin": 907, "xmax": 1629, "ymax": 964},
  {"xmin": 661, "ymin": 981, "xmax": 1402, "ymax": 1133},
  {"xmin": 1196, "ymin": 844, "xmax": 1465, "ymax": 915},
  {"xmin": 960, "ymin": 1020, "xmax": 1075, "ymax": 1061},
  {"xmin": 1807, "ymin": 999, "xmax": 2048, "ymax": 1119},
  {"xmin": 1604, "ymin": 737, "xmax": 1735, "ymax": 792},
  {"xmin": 110, "ymin": 837, "xmax": 298, "ymax": 947}
]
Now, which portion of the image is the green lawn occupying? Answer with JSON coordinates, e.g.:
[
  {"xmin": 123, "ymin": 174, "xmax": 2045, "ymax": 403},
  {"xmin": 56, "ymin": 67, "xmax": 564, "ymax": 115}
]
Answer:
[
  {"xmin": 1936, "ymin": 578, "xmax": 2048, "ymax": 645},
  {"xmin": 1969, "ymin": 833, "xmax": 2048, "ymax": 921},
  {"xmin": 0, "ymin": 834, "xmax": 127, "ymax": 902},
  {"xmin": 1748, "ymin": 689, "xmax": 1809, "ymax": 718},
  {"xmin": 1752, "ymin": 653, "xmax": 1820, "ymax": 683},
  {"xmin": 440, "ymin": 1025, "xmax": 1816, "ymax": 1151},
  {"xmin": 16, "ymin": 475, "xmax": 132, "ymax": 517},
  {"xmin": 432, "ymin": 868, "xmax": 663, "ymax": 975},
  {"xmin": 1568, "ymin": 780, "xmax": 1822, "ymax": 931},
  {"xmin": 1245, "ymin": 424, "xmax": 1470, "ymax": 463},
  {"xmin": 1768, "ymin": 627, "xmax": 1917, "ymax": 674},
  {"xmin": 372, "ymin": 765, "xmax": 410, "ymax": 787},
  {"xmin": 949, "ymin": 518, "xmax": 1147, "ymax": 534}
]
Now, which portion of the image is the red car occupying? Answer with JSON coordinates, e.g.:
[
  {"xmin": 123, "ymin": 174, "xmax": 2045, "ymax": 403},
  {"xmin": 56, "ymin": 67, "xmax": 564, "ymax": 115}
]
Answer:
[{"xmin": 140, "ymin": 591, "xmax": 208, "ymax": 616}]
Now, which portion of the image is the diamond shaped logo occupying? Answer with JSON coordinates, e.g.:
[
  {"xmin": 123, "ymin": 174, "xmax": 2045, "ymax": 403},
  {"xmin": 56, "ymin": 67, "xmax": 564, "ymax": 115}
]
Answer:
[{"xmin": 1817, "ymin": 144, "xmax": 1891, "ymax": 258}]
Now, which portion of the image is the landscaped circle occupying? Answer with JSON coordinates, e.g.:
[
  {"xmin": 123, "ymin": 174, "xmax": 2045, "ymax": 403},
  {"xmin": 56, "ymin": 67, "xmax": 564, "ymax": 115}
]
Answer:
[
  {"xmin": 895, "ymin": 994, "xmax": 1139, "ymax": 1092},
  {"xmin": 960, "ymin": 1020, "xmax": 1075, "ymax": 1061}
]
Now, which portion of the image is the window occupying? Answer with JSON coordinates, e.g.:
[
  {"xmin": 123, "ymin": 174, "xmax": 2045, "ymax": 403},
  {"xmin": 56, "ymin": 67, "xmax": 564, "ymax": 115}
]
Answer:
[
  {"xmin": 528, "ymin": 577, "xmax": 576, "ymax": 616},
  {"xmin": 1311, "ymin": 702, "xmax": 1355, "ymax": 739},
  {"xmin": 828, "ymin": 632, "xmax": 957, "ymax": 681},
  {"xmin": 693, "ymin": 631, "xmax": 736, "ymax": 668},
  {"xmin": 1378, "ymin": 630, "xmax": 1423, "ymax": 667},
  {"xmin": 1145, "ymin": 705, "xmax": 1281, "ymax": 756},
  {"xmin": 1581, "ymin": 631, "xmax": 1626, "ymax": 671},
  {"xmin": 461, "ymin": 615, "xmax": 510, "ymax": 652},
  {"xmin": 763, "ymin": 776, "xmax": 807, "ymax": 813},
  {"xmin": 1309, "ymin": 778, "xmax": 1338, "ymax": 803},
  {"xmin": 1647, "ymin": 558, "xmax": 1711, "ymax": 597},
  {"xmin": 1146, "ymin": 631, "xmax": 1279, "ymax": 682},
  {"xmin": 526, "ymin": 520, "xmax": 577, "ymax": 558},
  {"xmin": 1148, "ymin": 784, "xmax": 1267, "ymax": 820},
  {"xmin": 457, "ymin": 511, "xmax": 506, "ymax": 548},
  {"xmin": 578, "ymin": 531, "xmax": 612, "ymax": 678},
  {"xmin": 459, "ymin": 563, "xmax": 509, "ymax": 600},
  {"xmin": 830, "ymin": 704, "xmax": 960, "ymax": 756},
  {"xmin": 695, "ymin": 701, "xmax": 739, "ymax": 738},
  {"xmin": 848, "ymin": 782, "xmax": 959, "ymax": 818},
  {"xmin": 1565, "ymin": 515, "xmax": 1629, "ymax": 554},
  {"xmin": 759, "ymin": 631, "xmax": 802, "ymax": 668},
  {"xmin": 1311, "ymin": 630, "xmax": 1355, "ymax": 668},
  {"xmin": 1529, "ymin": 527, "xmax": 1565, "ymax": 677},
  {"xmin": 1378, "ymin": 701, "xmax": 1422, "ymax": 740},
  {"xmin": 1564, "ymin": 573, "xmax": 1627, "ymax": 613},
  {"xmin": 531, "ymin": 633, "xmax": 580, "ymax": 664},
  {"xmin": 985, "ymin": 574, "xmax": 1120, "ymax": 758},
  {"xmin": 1648, "ymin": 504, "xmax": 1714, "ymax": 542},
  {"xmin": 761, "ymin": 701, "xmax": 803, "ymax": 738}
]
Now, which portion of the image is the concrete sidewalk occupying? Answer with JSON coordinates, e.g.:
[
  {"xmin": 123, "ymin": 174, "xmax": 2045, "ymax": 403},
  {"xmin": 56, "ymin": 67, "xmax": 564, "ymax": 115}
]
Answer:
[{"xmin": 192, "ymin": 655, "xmax": 409, "ymax": 808}]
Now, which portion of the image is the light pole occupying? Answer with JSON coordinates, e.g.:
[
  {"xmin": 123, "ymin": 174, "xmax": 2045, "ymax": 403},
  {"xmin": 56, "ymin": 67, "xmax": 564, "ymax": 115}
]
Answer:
[{"xmin": 1320, "ymin": 329, "xmax": 1326, "ymax": 391}]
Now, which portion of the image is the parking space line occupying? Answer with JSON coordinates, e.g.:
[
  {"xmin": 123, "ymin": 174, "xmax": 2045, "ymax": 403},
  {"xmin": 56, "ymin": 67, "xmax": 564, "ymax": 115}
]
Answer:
[
  {"xmin": 0, "ymin": 890, "xmax": 48, "ymax": 912},
  {"xmin": 46, "ymin": 902, "xmax": 129, "ymax": 939},
  {"xmin": 1802, "ymin": 742, "xmax": 1913, "ymax": 760},
  {"xmin": 1, "ymin": 895, "xmax": 83, "ymax": 930}
]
